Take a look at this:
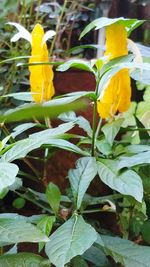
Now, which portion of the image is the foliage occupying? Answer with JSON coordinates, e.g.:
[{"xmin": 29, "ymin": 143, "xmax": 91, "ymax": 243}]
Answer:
[{"xmin": 0, "ymin": 12, "xmax": 150, "ymax": 267}]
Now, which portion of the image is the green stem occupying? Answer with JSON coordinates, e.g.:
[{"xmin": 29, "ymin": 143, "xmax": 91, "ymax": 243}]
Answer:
[
  {"xmin": 91, "ymin": 75, "xmax": 100, "ymax": 156},
  {"xmin": 91, "ymin": 101, "xmax": 97, "ymax": 156},
  {"xmin": 95, "ymin": 117, "xmax": 103, "ymax": 139},
  {"xmin": 49, "ymin": 0, "xmax": 68, "ymax": 56}
]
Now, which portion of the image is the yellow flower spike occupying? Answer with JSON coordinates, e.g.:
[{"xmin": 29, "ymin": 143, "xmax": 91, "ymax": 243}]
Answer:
[
  {"xmin": 8, "ymin": 22, "xmax": 56, "ymax": 103},
  {"xmin": 97, "ymin": 23, "xmax": 132, "ymax": 119},
  {"xmin": 29, "ymin": 24, "xmax": 55, "ymax": 103}
]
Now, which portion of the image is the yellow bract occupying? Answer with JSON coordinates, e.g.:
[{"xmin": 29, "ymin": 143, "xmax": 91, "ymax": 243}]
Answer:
[
  {"xmin": 29, "ymin": 24, "xmax": 55, "ymax": 103},
  {"xmin": 97, "ymin": 23, "xmax": 131, "ymax": 118}
]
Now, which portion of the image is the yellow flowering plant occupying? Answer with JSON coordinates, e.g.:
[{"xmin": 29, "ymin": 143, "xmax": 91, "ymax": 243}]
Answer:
[
  {"xmin": 8, "ymin": 22, "xmax": 56, "ymax": 103},
  {"xmin": 0, "ymin": 17, "xmax": 150, "ymax": 267}
]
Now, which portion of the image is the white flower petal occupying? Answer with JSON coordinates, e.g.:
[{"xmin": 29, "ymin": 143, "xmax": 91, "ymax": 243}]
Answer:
[
  {"xmin": 7, "ymin": 22, "xmax": 32, "ymax": 44},
  {"xmin": 42, "ymin": 30, "xmax": 56, "ymax": 45}
]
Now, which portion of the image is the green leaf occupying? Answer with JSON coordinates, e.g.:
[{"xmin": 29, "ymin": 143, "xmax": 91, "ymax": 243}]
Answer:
[
  {"xmin": 45, "ymin": 215, "xmax": 97, "ymax": 267},
  {"xmin": 59, "ymin": 112, "xmax": 92, "ymax": 137},
  {"xmin": 0, "ymin": 99, "xmax": 87, "ymax": 123},
  {"xmin": 97, "ymin": 159, "xmax": 143, "ymax": 202},
  {"xmin": 96, "ymin": 139, "xmax": 112, "ymax": 156},
  {"xmin": 68, "ymin": 157, "xmax": 97, "ymax": 209},
  {"xmin": 65, "ymin": 44, "xmax": 102, "ymax": 56},
  {"xmin": 1, "ymin": 122, "xmax": 78, "ymax": 162},
  {"xmin": 141, "ymin": 221, "xmax": 150, "ymax": 244},
  {"xmin": 102, "ymin": 118, "xmax": 124, "ymax": 146},
  {"xmin": 12, "ymin": 123, "xmax": 36, "ymax": 138},
  {"xmin": 0, "ymin": 136, "xmax": 11, "ymax": 151},
  {"xmin": 83, "ymin": 246, "xmax": 110, "ymax": 267},
  {"xmin": 0, "ymin": 218, "xmax": 49, "ymax": 245},
  {"xmin": 37, "ymin": 215, "xmax": 56, "ymax": 252},
  {"xmin": 80, "ymin": 17, "xmax": 144, "ymax": 39},
  {"xmin": 70, "ymin": 256, "xmax": 88, "ymax": 267},
  {"xmin": 46, "ymin": 183, "xmax": 61, "ymax": 215},
  {"xmin": 0, "ymin": 163, "xmax": 18, "ymax": 193},
  {"xmin": 118, "ymin": 151, "xmax": 150, "ymax": 169},
  {"xmin": 56, "ymin": 59, "xmax": 95, "ymax": 74},
  {"xmin": 2, "ymin": 92, "xmax": 33, "ymax": 102},
  {"xmin": 97, "ymin": 62, "xmax": 150, "ymax": 98},
  {"xmin": 12, "ymin": 197, "xmax": 26, "ymax": 209},
  {"xmin": 125, "ymin": 145, "xmax": 150, "ymax": 154},
  {"xmin": 96, "ymin": 234, "xmax": 150, "ymax": 267},
  {"xmin": 0, "ymin": 253, "xmax": 50, "ymax": 267}
]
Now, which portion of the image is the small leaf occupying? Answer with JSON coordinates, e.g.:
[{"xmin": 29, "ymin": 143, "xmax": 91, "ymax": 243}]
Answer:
[
  {"xmin": 38, "ymin": 215, "xmax": 56, "ymax": 252},
  {"xmin": 46, "ymin": 183, "xmax": 61, "ymax": 215},
  {"xmin": 68, "ymin": 157, "xmax": 97, "ymax": 209},
  {"xmin": 45, "ymin": 215, "xmax": 97, "ymax": 267},
  {"xmin": 102, "ymin": 118, "xmax": 124, "ymax": 146}
]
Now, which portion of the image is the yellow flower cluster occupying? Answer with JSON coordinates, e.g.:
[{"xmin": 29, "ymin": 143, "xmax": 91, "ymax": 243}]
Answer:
[
  {"xmin": 29, "ymin": 24, "xmax": 55, "ymax": 103},
  {"xmin": 97, "ymin": 23, "xmax": 131, "ymax": 118}
]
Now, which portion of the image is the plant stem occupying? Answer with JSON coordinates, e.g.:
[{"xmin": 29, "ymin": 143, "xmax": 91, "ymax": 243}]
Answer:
[
  {"xmin": 91, "ymin": 101, "xmax": 97, "ymax": 156},
  {"xmin": 95, "ymin": 117, "xmax": 103, "ymax": 139},
  {"xmin": 49, "ymin": 0, "xmax": 68, "ymax": 56}
]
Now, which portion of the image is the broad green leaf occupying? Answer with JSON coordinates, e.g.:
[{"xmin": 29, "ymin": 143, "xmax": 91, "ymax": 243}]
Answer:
[
  {"xmin": 56, "ymin": 59, "xmax": 95, "ymax": 74},
  {"xmin": 80, "ymin": 17, "xmax": 144, "ymax": 39},
  {"xmin": 102, "ymin": 118, "xmax": 124, "ymax": 146},
  {"xmin": 0, "ymin": 253, "xmax": 50, "ymax": 267},
  {"xmin": 68, "ymin": 157, "xmax": 97, "ymax": 209},
  {"xmin": 0, "ymin": 163, "xmax": 18, "ymax": 193},
  {"xmin": 0, "ymin": 99, "xmax": 87, "ymax": 123},
  {"xmin": 45, "ymin": 215, "xmax": 97, "ymax": 267},
  {"xmin": 0, "ymin": 218, "xmax": 49, "ymax": 245},
  {"xmin": 1, "ymin": 137, "xmax": 88, "ymax": 163},
  {"xmin": 96, "ymin": 234, "xmax": 150, "ymax": 267},
  {"xmin": 97, "ymin": 159, "xmax": 143, "ymax": 202},
  {"xmin": 83, "ymin": 246, "xmax": 110, "ymax": 267},
  {"xmin": 46, "ymin": 183, "xmax": 61, "ymax": 215},
  {"xmin": 118, "ymin": 151, "xmax": 150, "ymax": 169}
]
